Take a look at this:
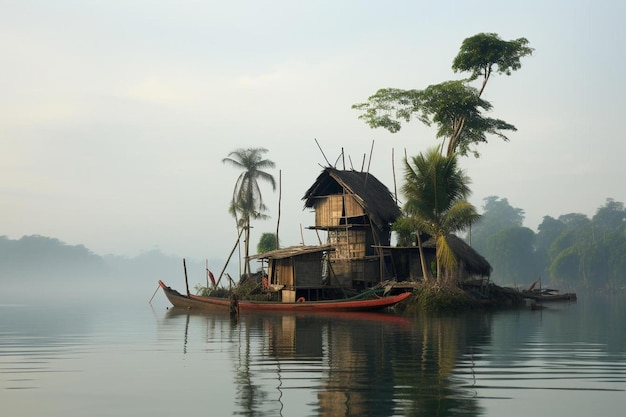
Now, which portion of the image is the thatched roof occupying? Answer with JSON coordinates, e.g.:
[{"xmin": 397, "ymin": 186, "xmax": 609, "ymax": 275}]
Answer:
[
  {"xmin": 302, "ymin": 167, "xmax": 401, "ymax": 229},
  {"xmin": 423, "ymin": 234, "xmax": 492, "ymax": 277},
  {"xmin": 250, "ymin": 244, "xmax": 334, "ymax": 260}
]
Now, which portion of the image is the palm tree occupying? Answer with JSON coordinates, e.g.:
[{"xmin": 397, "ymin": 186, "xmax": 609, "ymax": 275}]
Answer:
[
  {"xmin": 222, "ymin": 148, "xmax": 276, "ymax": 276},
  {"xmin": 401, "ymin": 147, "xmax": 480, "ymax": 283}
]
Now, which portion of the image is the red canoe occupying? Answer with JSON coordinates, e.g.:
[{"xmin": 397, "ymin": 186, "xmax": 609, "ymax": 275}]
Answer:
[{"xmin": 158, "ymin": 280, "xmax": 412, "ymax": 313}]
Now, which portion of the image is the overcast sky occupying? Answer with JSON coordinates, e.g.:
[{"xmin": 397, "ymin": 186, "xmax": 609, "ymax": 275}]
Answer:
[{"xmin": 2, "ymin": 0, "xmax": 625, "ymax": 262}]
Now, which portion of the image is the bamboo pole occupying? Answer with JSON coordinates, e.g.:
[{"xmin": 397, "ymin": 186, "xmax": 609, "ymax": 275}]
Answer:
[
  {"xmin": 276, "ymin": 170, "xmax": 282, "ymax": 249},
  {"xmin": 205, "ymin": 259, "xmax": 209, "ymax": 288},
  {"xmin": 183, "ymin": 258, "xmax": 190, "ymax": 296},
  {"xmin": 215, "ymin": 227, "xmax": 244, "ymax": 288},
  {"xmin": 364, "ymin": 141, "xmax": 374, "ymax": 187},
  {"xmin": 314, "ymin": 138, "xmax": 331, "ymax": 166},
  {"xmin": 392, "ymin": 147, "xmax": 398, "ymax": 204},
  {"xmin": 148, "ymin": 285, "xmax": 160, "ymax": 304}
]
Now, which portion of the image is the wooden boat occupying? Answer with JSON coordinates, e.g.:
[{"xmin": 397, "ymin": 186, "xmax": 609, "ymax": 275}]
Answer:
[
  {"xmin": 521, "ymin": 288, "xmax": 577, "ymax": 301},
  {"xmin": 158, "ymin": 280, "xmax": 412, "ymax": 313}
]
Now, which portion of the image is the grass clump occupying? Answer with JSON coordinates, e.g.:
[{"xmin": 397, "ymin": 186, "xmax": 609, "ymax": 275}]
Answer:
[{"xmin": 408, "ymin": 282, "xmax": 478, "ymax": 312}]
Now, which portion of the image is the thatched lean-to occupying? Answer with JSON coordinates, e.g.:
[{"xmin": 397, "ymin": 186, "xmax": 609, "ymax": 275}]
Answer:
[
  {"xmin": 378, "ymin": 234, "xmax": 492, "ymax": 282},
  {"xmin": 421, "ymin": 234, "xmax": 492, "ymax": 279},
  {"xmin": 439, "ymin": 234, "xmax": 492, "ymax": 277}
]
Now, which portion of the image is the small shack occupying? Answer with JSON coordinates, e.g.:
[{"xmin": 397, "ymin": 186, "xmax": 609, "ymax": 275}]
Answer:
[{"xmin": 249, "ymin": 244, "xmax": 334, "ymax": 302}]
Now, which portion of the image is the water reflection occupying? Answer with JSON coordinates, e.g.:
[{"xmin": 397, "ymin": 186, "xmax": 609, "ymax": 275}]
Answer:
[
  {"xmin": 160, "ymin": 308, "xmax": 492, "ymax": 416},
  {"xmin": 3, "ymin": 294, "xmax": 625, "ymax": 417},
  {"xmin": 159, "ymin": 297, "xmax": 626, "ymax": 417},
  {"xmin": 451, "ymin": 301, "xmax": 626, "ymax": 414}
]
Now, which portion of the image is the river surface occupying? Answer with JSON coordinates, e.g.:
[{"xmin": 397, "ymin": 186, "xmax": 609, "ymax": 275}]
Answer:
[{"xmin": 1, "ymin": 282, "xmax": 625, "ymax": 417}]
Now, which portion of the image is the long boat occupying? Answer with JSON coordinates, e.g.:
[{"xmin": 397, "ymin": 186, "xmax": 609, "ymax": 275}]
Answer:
[{"xmin": 158, "ymin": 280, "xmax": 412, "ymax": 313}]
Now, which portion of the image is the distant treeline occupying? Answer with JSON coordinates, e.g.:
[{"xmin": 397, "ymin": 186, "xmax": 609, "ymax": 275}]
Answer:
[
  {"xmin": 0, "ymin": 235, "xmax": 215, "ymax": 288},
  {"xmin": 470, "ymin": 196, "xmax": 626, "ymax": 292}
]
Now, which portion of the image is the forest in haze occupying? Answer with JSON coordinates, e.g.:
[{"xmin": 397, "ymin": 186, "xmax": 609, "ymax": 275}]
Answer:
[
  {"xmin": 1, "ymin": 196, "xmax": 624, "ymax": 294},
  {"xmin": 470, "ymin": 196, "xmax": 626, "ymax": 292},
  {"xmin": 0, "ymin": 235, "xmax": 217, "ymax": 295}
]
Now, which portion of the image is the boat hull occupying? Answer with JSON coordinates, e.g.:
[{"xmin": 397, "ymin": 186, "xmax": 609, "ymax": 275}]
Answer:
[{"xmin": 158, "ymin": 280, "xmax": 412, "ymax": 312}]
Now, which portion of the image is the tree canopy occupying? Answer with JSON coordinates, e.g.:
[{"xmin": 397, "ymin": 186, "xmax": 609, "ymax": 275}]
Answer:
[
  {"xmin": 452, "ymin": 33, "xmax": 533, "ymax": 92},
  {"xmin": 353, "ymin": 33, "xmax": 533, "ymax": 157}
]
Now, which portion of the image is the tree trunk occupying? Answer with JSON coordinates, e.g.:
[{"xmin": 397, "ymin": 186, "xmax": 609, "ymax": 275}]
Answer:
[
  {"xmin": 416, "ymin": 230, "xmax": 430, "ymax": 283},
  {"xmin": 244, "ymin": 216, "xmax": 251, "ymax": 276}
]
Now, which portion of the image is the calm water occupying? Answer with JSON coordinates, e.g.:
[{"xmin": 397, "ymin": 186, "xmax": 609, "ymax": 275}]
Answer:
[{"xmin": 1, "ymin": 283, "xmax": 625, "ymax": 417}]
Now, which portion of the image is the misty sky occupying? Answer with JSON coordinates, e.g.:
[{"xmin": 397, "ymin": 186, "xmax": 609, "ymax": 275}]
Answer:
[{"xmin": 2, "ymin": 0, "xmax": 625, "ymax": 261}]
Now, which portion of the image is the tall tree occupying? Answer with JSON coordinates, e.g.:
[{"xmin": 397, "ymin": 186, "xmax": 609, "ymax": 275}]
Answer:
[
  {"xmin": 484, "ymin": 226, "xmax": 537, "ymax": 286},
  {"xmin": 471, "ymin": 196, "xmax": 525, "ymax": 252},
  {"xmin": 400, "ymin": 147, "xmax": 480, "ymax": 283},
  {"xmin": 222, "ymin": 148, "xmax": 276, "ymax": 276},
  {"xmin": 592, "ymin": 198, "xmax": 626, "ymax": 243},
  {"xmin": 353, "ymin": 33, "xmax": 532, "ymax": 157},
  {"xmin": 547, "ymin": 213, "xmax": 592, "ymax": 287},
  {"xmin": 536, "ymin": 216, "xmax": 566, "ymax": 253},
  {"xmin": 535, "ymin": 215, "xmax": 566, "ymax": 277}
]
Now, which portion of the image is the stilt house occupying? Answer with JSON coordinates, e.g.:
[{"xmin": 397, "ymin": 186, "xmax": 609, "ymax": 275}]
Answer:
[{"xmin": 302, "ymin": 167, "xmax": 402, "ymax": 289}]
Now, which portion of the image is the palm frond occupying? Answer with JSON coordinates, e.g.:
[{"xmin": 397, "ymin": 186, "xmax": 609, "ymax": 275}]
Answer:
[{"xmin": 437, "ymin": 235, "xmax": 458, "ymax": 273}]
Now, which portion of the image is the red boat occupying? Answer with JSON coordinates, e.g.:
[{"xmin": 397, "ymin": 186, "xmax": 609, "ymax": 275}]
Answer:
[{"xmin": 158, "ymin": 280, "xmax": 412, "ymax": 313}]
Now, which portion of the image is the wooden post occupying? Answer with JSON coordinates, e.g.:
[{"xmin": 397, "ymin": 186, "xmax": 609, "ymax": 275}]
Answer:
[
  {"xmin": 205, "ymin": 259, "xmax": 209, "ymax": 288},
  {"xmin": 183, "ymin": 258, "xmax": 190, "ymax": 296},
  {"xmin": 276, "ymin": 170, "xmax": 281, "ymax": 250}
]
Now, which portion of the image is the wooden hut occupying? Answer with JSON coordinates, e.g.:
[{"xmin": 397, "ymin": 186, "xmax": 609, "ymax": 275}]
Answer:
[
  {"xmin": 302, "ymin": 168, "xmax": 402, "ymax": 289},
  {"xmin": 249, "ymin": 244, "xmax": 334, "ymax": 302}
]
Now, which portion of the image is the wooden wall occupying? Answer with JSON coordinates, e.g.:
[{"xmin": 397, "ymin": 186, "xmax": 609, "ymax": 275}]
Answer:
[
  {"xmin": 315, "ymin": 194, "xmax": 364, "ymax": 227},
  {"xmin": 328, "ymin": 229, "xmax": 366, "ymax": 259},
  {"xmin": 330, "ymin": 258, "xmax": 380, "ymax": 287},
  {"xmin": 293, "ymin": 253, "xmax": 324, "ymax": 288},
  {"xmin": 272, "ymin": 259, "xmax": 293, "ymax": 287},
  {"xmin": 269, "ymin": 253, "xmax": 324, "ymax": 289}
]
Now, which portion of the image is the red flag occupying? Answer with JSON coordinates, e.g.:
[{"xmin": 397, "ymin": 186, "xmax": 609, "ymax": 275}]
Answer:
[{"xmin": 208, "ymin": 269, "xmax": 216, "ymax": 286}]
